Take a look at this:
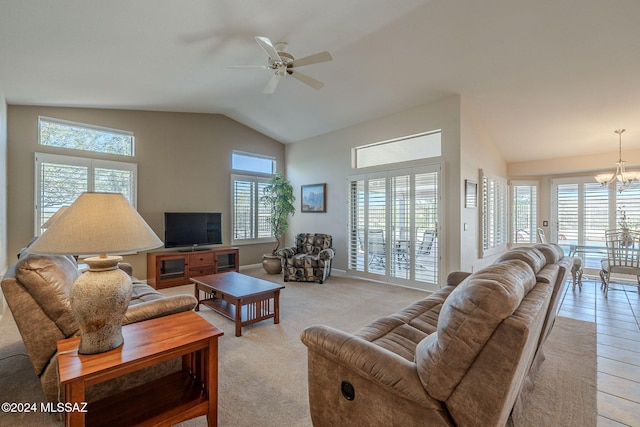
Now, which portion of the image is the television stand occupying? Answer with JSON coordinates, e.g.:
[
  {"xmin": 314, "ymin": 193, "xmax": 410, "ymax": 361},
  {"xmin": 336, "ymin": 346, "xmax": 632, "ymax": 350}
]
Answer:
[
  {"xmin": 179, "ymin": 246, "xmax": 212, "ymax": 252},
  {"xmin": 147, "ymin": 247, "xmax": 239, "ymax": 289}
]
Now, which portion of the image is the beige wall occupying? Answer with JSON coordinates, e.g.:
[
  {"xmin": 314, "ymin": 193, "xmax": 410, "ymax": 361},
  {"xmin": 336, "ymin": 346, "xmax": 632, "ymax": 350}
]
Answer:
[
  {"xmin": 286, "ymin": 96, "xmax": 463, "ymax": 287},
  {"xmin": 0, "ymin": 91, "xmax": 7, "ymax": 320},
  {"xmin": 7, "ymin": 106, "xmax": 285, "ymax": 278},
  {"xmin": 460, "ymin": 98, "xmax": 508, "ymax": 272}
]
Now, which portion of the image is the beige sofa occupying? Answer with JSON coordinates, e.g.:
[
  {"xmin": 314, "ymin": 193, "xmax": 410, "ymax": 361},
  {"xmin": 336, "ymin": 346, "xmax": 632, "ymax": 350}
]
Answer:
[
  {"xmin": 301, "ymin": 243, "xmax": 571, "ymax": 426},
  {"xmin": 1, "ymin": 252, "xmax": 197, "ymax": 404}
]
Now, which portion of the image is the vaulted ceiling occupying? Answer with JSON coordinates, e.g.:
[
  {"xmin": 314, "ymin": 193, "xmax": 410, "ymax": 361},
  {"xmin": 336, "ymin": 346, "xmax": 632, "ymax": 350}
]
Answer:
[{"xmin": 1, "ymin": 0, "xmax": 639, "ymax": 163}]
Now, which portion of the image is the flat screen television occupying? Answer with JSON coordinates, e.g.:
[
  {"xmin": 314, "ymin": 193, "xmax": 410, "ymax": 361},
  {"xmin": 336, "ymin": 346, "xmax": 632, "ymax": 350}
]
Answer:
[{"xmin": 164, "ymin": 212, "xmax": 222, "ymax": 249}]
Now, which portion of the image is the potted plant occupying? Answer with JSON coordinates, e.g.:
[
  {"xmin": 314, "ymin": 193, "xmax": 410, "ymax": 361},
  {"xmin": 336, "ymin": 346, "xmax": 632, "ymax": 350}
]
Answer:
[
  {"xmin": 618, "ymin": 207, "xmax": 633, "ymax": 246},
  {"xmin": 260, "ymin": 172, "xmax": 296, "ymax": 274}
]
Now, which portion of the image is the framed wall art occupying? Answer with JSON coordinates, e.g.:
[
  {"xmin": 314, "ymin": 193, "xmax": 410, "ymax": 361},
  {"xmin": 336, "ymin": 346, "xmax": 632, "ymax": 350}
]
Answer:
[{"xmin": 301, "ymin": 183, "xmax": 326, "ymax": 212}]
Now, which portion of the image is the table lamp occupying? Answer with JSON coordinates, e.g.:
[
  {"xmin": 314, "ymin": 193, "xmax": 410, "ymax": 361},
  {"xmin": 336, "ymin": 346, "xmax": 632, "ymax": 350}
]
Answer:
[
  {"xmin": 27, "ymin": 192, "xmax": 163, "ymax": 354},
  {"xmin": 42, "ymin": 206, "xmax": 69, "ymax": 229}
]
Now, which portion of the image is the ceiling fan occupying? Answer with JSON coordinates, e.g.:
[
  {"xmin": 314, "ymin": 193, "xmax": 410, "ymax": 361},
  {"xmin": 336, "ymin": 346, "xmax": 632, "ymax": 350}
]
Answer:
[{"xmin": 229, "ymin": 36, "xmax": 332, "ymax": 94}]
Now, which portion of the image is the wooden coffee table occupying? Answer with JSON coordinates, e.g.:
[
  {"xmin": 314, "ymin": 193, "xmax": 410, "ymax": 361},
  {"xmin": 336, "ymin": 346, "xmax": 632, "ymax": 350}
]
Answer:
[{"xmin": 192, "ymin": 272, "xmax": 285, "ymax": 337}]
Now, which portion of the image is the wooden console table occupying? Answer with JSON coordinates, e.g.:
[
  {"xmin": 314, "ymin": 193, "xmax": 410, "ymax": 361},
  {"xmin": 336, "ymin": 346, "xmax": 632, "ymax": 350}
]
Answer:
[{"xmin": 57, "ymin": 311, "xmax": 224, "ymax": 427}]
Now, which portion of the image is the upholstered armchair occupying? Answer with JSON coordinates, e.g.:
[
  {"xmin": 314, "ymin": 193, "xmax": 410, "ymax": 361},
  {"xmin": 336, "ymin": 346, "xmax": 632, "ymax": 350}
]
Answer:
[{"xmin": 276, "ymin": 233, "xmax": 335, "ymax": 284}]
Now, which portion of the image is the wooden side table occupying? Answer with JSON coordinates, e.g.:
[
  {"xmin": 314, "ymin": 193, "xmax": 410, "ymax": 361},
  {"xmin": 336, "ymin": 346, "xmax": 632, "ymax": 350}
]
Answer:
[{"xmin": 57, "ymin": 311, "xmax": 224, "ymax": 427}]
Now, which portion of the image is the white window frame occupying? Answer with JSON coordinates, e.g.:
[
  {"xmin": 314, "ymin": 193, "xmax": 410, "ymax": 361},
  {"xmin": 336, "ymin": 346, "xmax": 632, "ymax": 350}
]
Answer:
[
  {"xmin": 352, "ymin": 130, "xmax": 442, "ymax": 169},
  {"xmin": 35, "ymin": 152, "xmax": 137, "ymax": 234},
  {"xmin": 481, "ymin": 169, "xmax": 509, "ymax": 257},
  {"xmin": 39, "ymin": 116, "xmax": 135, "ymax": 156}
]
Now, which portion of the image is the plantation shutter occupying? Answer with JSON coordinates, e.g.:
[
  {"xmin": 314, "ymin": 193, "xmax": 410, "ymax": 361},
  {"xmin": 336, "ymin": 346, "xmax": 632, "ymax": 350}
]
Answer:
[
  {"xmin": 390, "ymin": 174, "xmax": 410, "ymax": 278},
  {"xmin": 231, "ymin": 175, "xmax": 272, "ymax": 243},
  {"xmin": 616, "ymin": 185, "xmax": 640, "ymax": 231},
  {"xmin": 348, "ymin": 179, "xmax": 365, "ymax": 270},
  {"xmin": 36, "ymin": 153, "xmax": 137, "ymax": 233},
  {"xmin": 39, "ymin": 162, "xmax": 88, "ymax": 229},
  {"xmin": 583, "ymin": 182, "xmax": 609, "ymax": 245},
  {"xmin": 257, "ymin": 181, "xmax": 271, "ymax": 238},
  {"xmin": 481, "ymin": 170, "xmax": 508, "ymax": 256},
  {"xmin": 414, "ymin": 170, "xmax": 439, "ymax": 284},
  {"xmin": 556, "ymin": 182, "xmax": 579, "ymax": 243},
  {"xmin": 511, "ymin": 183, "xmax": 537, "ymax": 244},
  {"xmin": 232, "ymin": 179, "xmax": 254, "ymax": 241}
]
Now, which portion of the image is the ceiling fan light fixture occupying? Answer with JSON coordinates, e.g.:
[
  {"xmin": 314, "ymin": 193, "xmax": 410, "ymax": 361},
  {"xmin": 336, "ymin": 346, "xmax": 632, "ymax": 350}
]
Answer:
[{"xmin": 229, "ymin": 36, "xmax": 332, "ymax": 94}]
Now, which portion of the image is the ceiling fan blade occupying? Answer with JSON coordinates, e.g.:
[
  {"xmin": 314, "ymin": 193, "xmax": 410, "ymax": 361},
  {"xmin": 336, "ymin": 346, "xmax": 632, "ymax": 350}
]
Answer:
[
  {"xmin": 227, "ymin": 65, "xmax": 271, "ymax": 69},
  {"xmin": 290, "ymin": 70, "xmax": 324, "ymax": 90},
  {"xmin": 263, "ymin": 74, "xmax": 280, "ymax": 94},
  {"xmin": 255, "ymin": 36, "xmax": 282, "ymax": 63},
  {"xmin": 289, "ymin": 51, "xmax": 333, "ymax": 68}
]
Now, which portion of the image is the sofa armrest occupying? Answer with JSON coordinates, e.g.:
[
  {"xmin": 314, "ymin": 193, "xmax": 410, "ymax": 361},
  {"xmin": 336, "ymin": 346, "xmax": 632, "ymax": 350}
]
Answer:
[
  {"xmin": 118, "ymin": 262, "xmax": 134, "ymax": 277},
  {"xmin": 301, "ymin": 324, "xmax": 432, "ymax": 404},
  {"xmin": 446, "ymin": 271, "xmax": 471, "ymax": 287},
  {"xmin": 275, "ymin": 246, "xmax": 298, "ymax": 258},
  {"xmin": 123, "ymin": 294, "xmax": 197, "ymax": 325},
  {"xmin": 318, "ymin": 248, "xmax": 335, "ymax": 261}
]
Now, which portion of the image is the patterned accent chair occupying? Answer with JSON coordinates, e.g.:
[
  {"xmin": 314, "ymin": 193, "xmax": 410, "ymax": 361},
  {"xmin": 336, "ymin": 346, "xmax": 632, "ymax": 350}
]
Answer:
[{"xmin": 276, "ymin": 233, "xmax": 335, "ymax": 284}]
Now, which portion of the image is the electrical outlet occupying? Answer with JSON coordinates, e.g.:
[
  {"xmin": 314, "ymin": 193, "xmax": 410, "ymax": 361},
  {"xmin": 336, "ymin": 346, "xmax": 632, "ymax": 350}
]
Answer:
[{"xmin": 543, "ymin": 221, "xmax": 548, "ymax": 226}]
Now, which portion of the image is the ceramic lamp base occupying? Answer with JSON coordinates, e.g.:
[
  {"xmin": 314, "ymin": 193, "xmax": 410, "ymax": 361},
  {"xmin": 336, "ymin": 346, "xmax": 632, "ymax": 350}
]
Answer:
[{"xmin": 70, "ymin": 255, "xmax": 132, "ymax": 354}]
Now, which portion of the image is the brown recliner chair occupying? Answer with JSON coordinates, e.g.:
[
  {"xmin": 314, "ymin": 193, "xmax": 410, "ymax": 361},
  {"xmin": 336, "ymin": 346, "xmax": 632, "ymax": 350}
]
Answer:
[{"xmin": 1, "ymin": 252, "xmax": 197, "ymax": 403}]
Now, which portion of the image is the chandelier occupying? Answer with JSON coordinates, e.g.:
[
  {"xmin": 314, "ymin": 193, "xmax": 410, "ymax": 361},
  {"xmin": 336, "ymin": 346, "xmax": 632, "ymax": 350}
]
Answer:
[{"xmin": 594, "ymin": 129, "xmax": 640, "ymax": 191}]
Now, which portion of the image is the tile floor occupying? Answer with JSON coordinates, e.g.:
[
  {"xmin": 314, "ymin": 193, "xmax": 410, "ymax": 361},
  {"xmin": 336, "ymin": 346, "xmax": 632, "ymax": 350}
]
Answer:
[{"xmin": 557, "ymin": 275, "xmax": 640, "ymax": 427}]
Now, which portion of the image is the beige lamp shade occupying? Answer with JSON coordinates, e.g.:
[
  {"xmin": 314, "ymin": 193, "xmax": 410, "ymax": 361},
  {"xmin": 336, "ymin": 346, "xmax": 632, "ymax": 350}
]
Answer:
[
  {"xmin": 42, "ymin": 206, "xmax": 69, "ymax": 229},
  {"xmin": 28, "ymin": 192, "xmax": 163, "ymax": 256}
]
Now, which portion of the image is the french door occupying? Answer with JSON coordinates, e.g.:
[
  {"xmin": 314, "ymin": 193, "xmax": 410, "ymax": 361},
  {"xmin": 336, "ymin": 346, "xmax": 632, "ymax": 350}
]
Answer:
[{"xmin": 348, "ymin": 165, "xmax": 441, "ymax": 290}]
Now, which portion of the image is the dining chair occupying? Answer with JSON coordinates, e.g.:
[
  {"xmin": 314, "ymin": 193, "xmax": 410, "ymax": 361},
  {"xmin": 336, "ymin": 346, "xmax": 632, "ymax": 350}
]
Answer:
[
  {"xmin": 539, "ymin": 226, "xmax": 583, "ymax": 289},
  {"xmin": 537, "ymin": 227, "xmax": 547, "ymax": 243},
  {"xmin": 600, "ymin": 229, "xmax": 640, "ymax": 298}
]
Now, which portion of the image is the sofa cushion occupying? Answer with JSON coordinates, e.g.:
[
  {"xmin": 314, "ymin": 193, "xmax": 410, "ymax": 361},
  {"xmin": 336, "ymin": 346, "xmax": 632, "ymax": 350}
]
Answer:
[
  {"xmin": 354, "ymin": 317, "xmax": 429, "ymax": 361},
  {"xmin": 414, "ymin": 259, "xmax": 536, "ymax": 401},
  {"xmin": 533, "ymin": 243, "xmax": 564, "ymax": 264},
  {"xmin": 15, "ymin": 254, "xmax": 80, "ymax": 338},
  {"xmin": 394, "ymin": 285, "xmax": 458, "ymax": 335},
  {"xmin": 496, "ymin": 246, "xmax": 546, "ymax": 274}
]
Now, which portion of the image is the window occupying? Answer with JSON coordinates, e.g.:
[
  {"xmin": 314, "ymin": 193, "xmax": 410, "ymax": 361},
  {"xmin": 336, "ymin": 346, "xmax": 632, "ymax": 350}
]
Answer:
[
  {"xmin": 511, "ymin": 181, "xmax": 538, "ymax": 244},
  {"xmin": 552, "ymin": 176, "xmax": 640, "ymax": 268},
  {"xmin": 481, "ymin": 170, "xmax": 508, "ymax": 256},
  {"xmin": 232, "ymin": 151, "xmax": 275, "ymax": 175},
  {"xmin": 352, "ymin": 130, "xmax": 441, "ymax": 169},
  {"xmin": 230, "ymin": 152, "xmax": 277, "ymax": 244},
  {"xmin": 35, "ymin": 153, "xmax": 137, "ymax": 234},
  {"xmin": 231, "ymin": 175, "xmax": 273, "ymax": 244},
  {"xmin": 39, "ymin": 116, "xmax": 134, "ymax": 156}
]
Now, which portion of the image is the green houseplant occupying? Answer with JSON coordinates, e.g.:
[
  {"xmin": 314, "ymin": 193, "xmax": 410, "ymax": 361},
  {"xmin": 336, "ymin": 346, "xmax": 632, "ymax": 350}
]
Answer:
[{"xmin": 260, "ymin": 172, "xmax": 296, "ymax": 273}]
